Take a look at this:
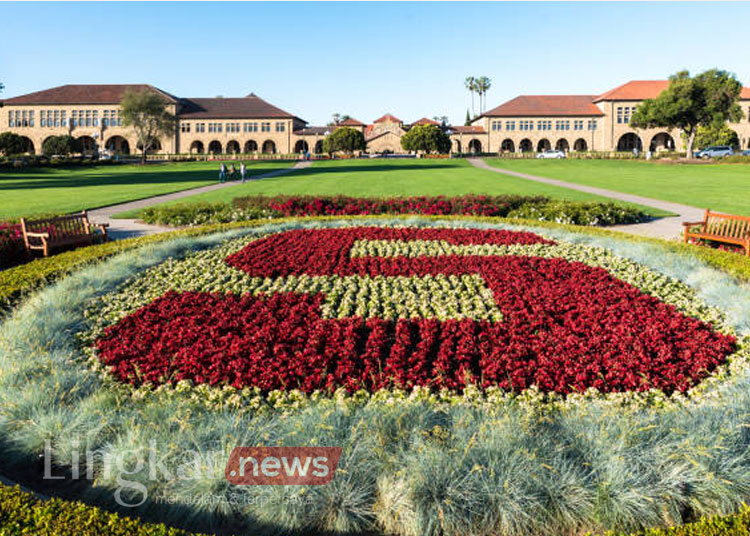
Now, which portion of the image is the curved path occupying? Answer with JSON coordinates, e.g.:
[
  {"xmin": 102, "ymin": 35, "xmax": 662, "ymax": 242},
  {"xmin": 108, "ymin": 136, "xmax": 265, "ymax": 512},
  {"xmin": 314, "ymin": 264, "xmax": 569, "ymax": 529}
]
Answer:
[
  {"xmin": 468, "ymin": 158, "xmax": 704, "ymax": 240},
  {"xmin": 88, "ymin": 160, "xmax": 313, "ymax": 239}
]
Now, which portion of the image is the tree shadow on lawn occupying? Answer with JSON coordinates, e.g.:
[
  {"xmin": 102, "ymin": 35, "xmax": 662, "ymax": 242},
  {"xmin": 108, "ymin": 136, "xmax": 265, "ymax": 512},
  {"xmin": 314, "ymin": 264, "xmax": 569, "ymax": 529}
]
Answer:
[
  {"xmin": 292, "ymin": 162, "xmax": 458, "ymax": 177},
  {"xmin": 0, "ymin": 169, "xmax": 220, "ymax": 191}
]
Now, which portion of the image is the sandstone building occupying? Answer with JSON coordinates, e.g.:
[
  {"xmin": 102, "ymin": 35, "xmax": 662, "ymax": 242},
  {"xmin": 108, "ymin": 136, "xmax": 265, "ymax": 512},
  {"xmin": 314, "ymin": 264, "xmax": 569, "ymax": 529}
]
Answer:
[{"xmin": 2, "ymin": 81, "xmax": 750, "ymax": 156}]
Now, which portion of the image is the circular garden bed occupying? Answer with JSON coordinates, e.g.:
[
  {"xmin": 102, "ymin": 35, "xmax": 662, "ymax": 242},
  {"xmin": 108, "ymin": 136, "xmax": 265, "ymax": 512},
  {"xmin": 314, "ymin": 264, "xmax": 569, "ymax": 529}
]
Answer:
[{"xmin": 2, "ymin": 217, "xmax": 750, "ymax": 536}]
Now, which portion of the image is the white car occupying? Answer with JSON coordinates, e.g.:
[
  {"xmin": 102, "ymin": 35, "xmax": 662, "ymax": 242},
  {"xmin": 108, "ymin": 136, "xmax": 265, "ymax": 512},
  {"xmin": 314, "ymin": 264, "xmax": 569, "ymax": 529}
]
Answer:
[{"xmin": 536, "ymin": 149, "xmax": 566, "ymax": 159}]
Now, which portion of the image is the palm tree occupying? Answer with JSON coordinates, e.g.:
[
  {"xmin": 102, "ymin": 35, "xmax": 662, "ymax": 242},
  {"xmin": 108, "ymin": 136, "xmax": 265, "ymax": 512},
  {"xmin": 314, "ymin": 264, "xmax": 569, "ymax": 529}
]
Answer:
[
  {"xmin": 475, "ymin": 76, "xmax": 492, "ymax": 113},
  {"xmin": 465, "ymin": 76, "xmax": 477, "ymax": 117}
]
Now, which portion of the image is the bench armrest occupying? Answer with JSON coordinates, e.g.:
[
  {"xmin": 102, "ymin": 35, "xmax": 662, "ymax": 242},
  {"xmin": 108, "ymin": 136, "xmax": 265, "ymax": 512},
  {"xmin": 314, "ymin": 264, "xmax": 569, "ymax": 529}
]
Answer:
[
  {"xmin": 682, "ymin": 221, "xmax": 705, "ymax": 228},
  {"xmin": 25, "ymin": 231, "xmax": 50, "ymax": 238}
]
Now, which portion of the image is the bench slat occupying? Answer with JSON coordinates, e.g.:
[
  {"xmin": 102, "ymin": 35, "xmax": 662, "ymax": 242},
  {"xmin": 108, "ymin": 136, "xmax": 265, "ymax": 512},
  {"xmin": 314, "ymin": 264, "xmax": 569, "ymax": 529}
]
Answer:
[{"xmin": 685, "ymin": 209, "xmax": 750, "ymax": 256}]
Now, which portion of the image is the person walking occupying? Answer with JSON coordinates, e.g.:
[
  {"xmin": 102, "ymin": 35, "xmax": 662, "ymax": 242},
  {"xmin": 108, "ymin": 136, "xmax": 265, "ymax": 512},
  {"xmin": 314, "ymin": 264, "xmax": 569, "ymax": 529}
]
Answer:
[
  {"xmin": 240, "ymin": 162, "xmax": 247, "ymax": 183},
  {"xmin": 228, "ymin": 164, "xmax": 237, "ymax": 181},
  {"xmin": 219, "ymin": 162, "xmax": 226, "ymax": 183}
]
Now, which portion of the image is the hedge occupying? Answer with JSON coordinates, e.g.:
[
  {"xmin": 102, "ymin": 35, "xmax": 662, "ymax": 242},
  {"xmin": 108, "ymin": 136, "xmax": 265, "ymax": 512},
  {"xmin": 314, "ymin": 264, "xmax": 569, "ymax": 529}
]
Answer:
[
  {"xmin": 139, "ymin": 194, "xmax": 649, "ymax": 227},
  {"xmin": 3, "ymin": 480, "xmax": 750, "ymax": 536},
  {"xmin": 2, "ymin": 215, "xmax": 750, "ymax": 313},
  {"xmin": 598, "ymin": 504, "xmax": 750, "ymax": 536},
  {"xmin": 0, "ymin": 484, "xmax": 210, "ymax": 535}
]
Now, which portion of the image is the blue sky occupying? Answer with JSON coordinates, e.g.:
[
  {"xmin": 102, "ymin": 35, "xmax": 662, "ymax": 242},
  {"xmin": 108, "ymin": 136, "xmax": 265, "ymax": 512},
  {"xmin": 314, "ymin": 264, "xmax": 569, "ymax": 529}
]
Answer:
[{"xmin": 1, "ymin": 2, "xmax": 748, "ymax": 126}]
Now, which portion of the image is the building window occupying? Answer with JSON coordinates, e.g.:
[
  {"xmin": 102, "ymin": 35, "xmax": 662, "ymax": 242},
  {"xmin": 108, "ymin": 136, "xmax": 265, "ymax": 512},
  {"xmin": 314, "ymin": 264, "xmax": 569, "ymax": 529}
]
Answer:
[
  {"xmin": 93, "ymin": 110, "xmax": 98, "ymax": 127},
  {"xmin": 196, "ymin": 123, "xmax": 205, "ymax": 133},
  {"xmin": 555, "ymin": 120, "xmax": 570, "ymax": 130},
  {"xmin": 537, "ymin": 120, "xmax": 551, "ymax": 131},
  {"xmin": 262, "ymin": 122, "xmax": 271, "ymax": 132},
  {"xmin": 244, "ymin": 122, "xmax": 258, "ymax": 133},
  {"xmin": 180, "ymin": 122, "xmax": 191, "ymax": 133},
  {"xmin": 520, "ymin": 120, "xmax": 533, "ymax": 131},
  {"xmin": 505, "ymin": 121, "xmax": 515, "ymax": 131},
  {"xmin": 574, "ymin": 120, "xmax": 583, "ymax": 130},
  {"xmin": 491, "ymin": 120, "xmax": 502, "ymax": 131},
  {"xmin": 588, "ymin": 119, "xmax": 597, "ymax": 130},
  {"xmin": 208, "ymin": 122, "xmax": 223, "ymax": 133},
  {"xmin": 617, "ymin": 106, "xmax": 634, "ymax": 124},
  {"xmin": 275, "ymin": 122, "xmax": 285, "ymax": 132}
]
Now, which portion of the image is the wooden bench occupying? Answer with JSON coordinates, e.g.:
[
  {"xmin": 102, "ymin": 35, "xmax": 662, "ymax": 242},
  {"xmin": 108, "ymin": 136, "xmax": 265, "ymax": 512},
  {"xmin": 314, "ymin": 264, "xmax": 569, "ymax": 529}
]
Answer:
[
  {"xmin": 20, "ymin": 211, "xmax": 109, "ymax": 257},
  {"xmin": 683, "ymin": 209, "xmax": 750, "ymax": 256}
]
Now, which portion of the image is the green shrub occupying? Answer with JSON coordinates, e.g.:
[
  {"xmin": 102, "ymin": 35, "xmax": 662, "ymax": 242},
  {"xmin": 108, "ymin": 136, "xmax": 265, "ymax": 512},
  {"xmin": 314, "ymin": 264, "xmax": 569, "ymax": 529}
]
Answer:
[
  {"xmin": 0, "ymin": 484, "xmax": 210, "ymax": 535},
  {"xmin": 139, "ymin": 202, "xmax": 271, "ymax": 226},
  {"xmin": 139, "ymin": 195, "xmax": 648, "ymax": 227},
  {"xmin": 595, "ymin": 504, "xmax": 750, "ymax": 536},
  {"xmin": 507, "ymin": 201, "xmax": 646, "ymax": 226},
  {"xmin": 42, "ymin": 135, "xmax": 82, "ymax": 156}
]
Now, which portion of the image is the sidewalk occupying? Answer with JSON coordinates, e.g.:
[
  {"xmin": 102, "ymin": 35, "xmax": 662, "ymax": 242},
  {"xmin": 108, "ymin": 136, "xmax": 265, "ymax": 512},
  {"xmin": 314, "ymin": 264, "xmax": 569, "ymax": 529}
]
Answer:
[
  {"xmin": 88, "ymin": 160, "xmax": 313, "ymax": 239},
  {"xmin": 467, "ymin": 158, "xmax": 704, "ymax": 239}
]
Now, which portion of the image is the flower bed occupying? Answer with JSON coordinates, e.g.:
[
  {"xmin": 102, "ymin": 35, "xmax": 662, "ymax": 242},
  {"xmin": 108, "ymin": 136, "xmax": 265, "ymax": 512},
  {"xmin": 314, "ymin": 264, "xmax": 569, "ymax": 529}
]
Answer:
[
  {"xmin": 5, "ymin": 218, "xmax": 750, "ymax": 536},
  {"xmin": 139, "ymin": 194, "xmax": 649, "ymax": 226},
  {"xmin": 0, "ymin": 222, "xmax": 26, "ymax": 269},
  {"xmin": 90, "ymin": 226, "xmax": 735, "ymax": 395}
]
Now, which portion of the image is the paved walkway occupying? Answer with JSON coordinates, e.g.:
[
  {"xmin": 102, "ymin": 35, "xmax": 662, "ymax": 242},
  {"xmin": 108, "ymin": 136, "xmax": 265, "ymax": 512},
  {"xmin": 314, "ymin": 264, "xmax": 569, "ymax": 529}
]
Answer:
[
  {"xmin": 468, "ymin": 158, "xmax": 704, "ymax": 240},
  {"xmin": 88, "ymin": 160, "xmax": 312, "ymax": 239}
]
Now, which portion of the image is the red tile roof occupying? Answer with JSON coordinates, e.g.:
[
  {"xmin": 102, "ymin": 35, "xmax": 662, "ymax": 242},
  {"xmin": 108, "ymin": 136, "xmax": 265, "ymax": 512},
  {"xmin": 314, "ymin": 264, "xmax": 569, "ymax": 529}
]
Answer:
[
  {"xmin": 482, "ymin": 95, "xmax": 603, "ymax": 117},
  {"xmin": 450, "ymin": 126, "xmax": 486, "ymax": 134},
  {"xmin": 373, "ymin": 113, "xmax": 402, "ymax": 124},
  {"xmin": 178, "ymin": 95, "xmax": 299, "ymax": 120},
  {"xmin": 339, "ymin": 117, "xmax": 365, "ymax": 126},
  {"xmin": 595, "ymin": 80, "xmax": 750, "ymax": 102},
  {"xmin": 412, "ymin": 117, "xmax": 440, "ymax": 126},
  {"xmin": 1, "ymin": 84, "xmax": 178, "ymax": 105},
  {"xmin": 594, "ymin": 80, "xmax": 670, "ymax": 102}
]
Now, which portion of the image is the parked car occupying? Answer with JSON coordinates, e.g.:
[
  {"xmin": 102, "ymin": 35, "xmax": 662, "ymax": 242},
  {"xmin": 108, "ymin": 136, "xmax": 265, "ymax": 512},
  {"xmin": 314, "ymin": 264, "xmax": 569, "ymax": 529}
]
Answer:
[
  {"xmin": 536, "ymin": 149, "xmax": 566, "ymax": 159},
  {"xmin": 694, "ymin": 146, "xmax": 734, "ymax": 159}
]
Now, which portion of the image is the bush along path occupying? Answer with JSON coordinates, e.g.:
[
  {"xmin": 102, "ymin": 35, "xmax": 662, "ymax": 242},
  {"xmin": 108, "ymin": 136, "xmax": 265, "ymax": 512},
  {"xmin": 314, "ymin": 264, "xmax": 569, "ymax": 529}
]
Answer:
[
  {"xmin": 87, "ymin": 160, "xmax": 313, "ymax": 239},
  {"xmin": 468, "ymin": 158, "xmax": 705, "ymax": 240}
]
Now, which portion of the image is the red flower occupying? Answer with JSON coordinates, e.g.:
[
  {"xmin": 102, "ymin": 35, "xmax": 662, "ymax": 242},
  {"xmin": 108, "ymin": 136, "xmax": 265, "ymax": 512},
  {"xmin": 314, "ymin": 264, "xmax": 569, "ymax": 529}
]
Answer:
[{"xmin": 95, "ymin": 228, "xmax": 736, "ymax": 395}]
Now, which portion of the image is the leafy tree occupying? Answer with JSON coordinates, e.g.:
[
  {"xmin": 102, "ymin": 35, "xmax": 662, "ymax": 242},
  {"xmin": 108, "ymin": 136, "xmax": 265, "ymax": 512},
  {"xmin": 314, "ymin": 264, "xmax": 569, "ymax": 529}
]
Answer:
[
  {"xmin": 401, "ymin": 124, "xmax": 452, "ymax": 154},
  {"xmin": 322, "ymin": 127, "xmax": 366, "ymax": 154},
  {"xmin": 692, "ymin": 123, "xmax": 740, "ymax": 150},
  {"xmin": 120, "ymin": 89, "xmax": 176, "ymax": 163},
  {"xmin": 0, "ymin": 132, "xmax": 26, "ymax": 156},
  {"xmin": 328, "ymin": 113, "xmax": 352, "ymax": 126},
  {"xmin": 432, "ymin": 116, "xmax": 449, "ymax": 127},
  {"xmin": 630, "ymin": 69, "xmax": 744, "ymax": 157},
  {"xmin": 42, "ymin": 135, "xmax": 82, "ymax": 156}
]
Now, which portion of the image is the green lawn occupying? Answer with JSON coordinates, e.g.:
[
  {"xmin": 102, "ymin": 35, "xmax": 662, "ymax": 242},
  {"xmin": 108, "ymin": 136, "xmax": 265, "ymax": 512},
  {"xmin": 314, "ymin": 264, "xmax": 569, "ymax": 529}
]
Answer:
[
  {"xmin": 115, "ymin": 158, "xmax": 671, "ymax": 218},
  {"xmin": 484, "ymin": 158, "xmax": 750, "ymax": 216},
  {"xmin": 0, "ymin": 160, "xmax": 294, "ymax": 220}
]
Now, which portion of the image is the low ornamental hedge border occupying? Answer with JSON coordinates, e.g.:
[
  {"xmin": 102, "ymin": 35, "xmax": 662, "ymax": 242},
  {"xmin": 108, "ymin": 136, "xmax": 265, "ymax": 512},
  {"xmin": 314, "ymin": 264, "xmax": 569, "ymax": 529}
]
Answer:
[
  {"xmin": 137, "ymin": 194, "xmax": 650, "ymax": 227},
  {"xmin": 0, "ymin": 484, "xmax": 209, "ymax": 536},
  {"xmin": 3, "ymin": 215, "xmax": 750, "ymax": 313},
  {"xmin": 2, "ymin": 480, "xmax": 750, "ymax": 536}
]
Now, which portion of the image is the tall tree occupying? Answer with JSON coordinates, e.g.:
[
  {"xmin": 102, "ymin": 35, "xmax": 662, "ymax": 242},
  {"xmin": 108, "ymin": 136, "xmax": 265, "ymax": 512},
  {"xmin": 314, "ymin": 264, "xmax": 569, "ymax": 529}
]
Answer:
[
  {"xmin": 120, "ymin": 89, "xmax": 176, "ymax": 163},
  {"xmin": 401, "ymin": 124, "xmax": 452, "ymax": 154},
  {"xmin": 465, "ymin": 109, "xmax": 471, "ymax": 126},
  {"xmin": 322, "ymin": 127, "xmax": 366, "ymax": 154},
  {"xmin": 432, "ymin": 115, "xmax": 449, "ymax": 128},
  {"xmin": 630, "ymin": 69, "xmax": 744, "ymax": 158},
  {"xmin": 465, "ymin": 76, "xmax": 476, "ymax": 117},
  {"xmin": 475, "ymin": 76, "xmax": 492, "ymax": 113}
]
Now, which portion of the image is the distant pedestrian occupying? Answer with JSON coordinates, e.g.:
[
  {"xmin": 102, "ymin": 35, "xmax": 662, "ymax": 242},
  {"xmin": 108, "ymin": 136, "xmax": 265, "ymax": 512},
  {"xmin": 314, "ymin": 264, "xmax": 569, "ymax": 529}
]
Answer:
[
  {"xmin": 219, "ymin": 162, "xmax": 226, "ymax": 183},
  {"xmin": 240, "ymin": 162, "xmax": 247, "ymax": 183},
  {"xmin": 229, "ymin": 164, "xmax": 237, "ymax": 181}
]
